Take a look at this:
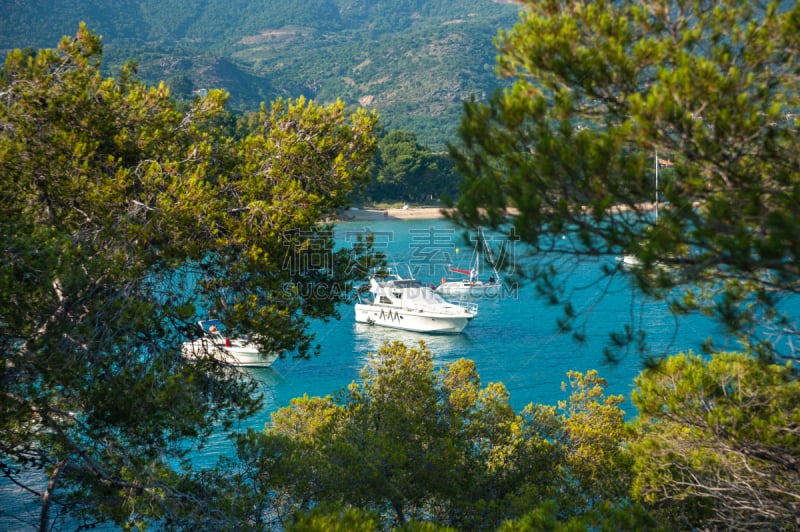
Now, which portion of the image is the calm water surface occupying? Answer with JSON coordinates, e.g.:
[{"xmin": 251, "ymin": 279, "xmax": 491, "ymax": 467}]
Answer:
[
  {"xmin": 0, "ymin": 217, "xmax": 726, "ymax": 529},
  {"xmin": 196, "ymin": 217, "xmax": 723, "ymax": 462}
]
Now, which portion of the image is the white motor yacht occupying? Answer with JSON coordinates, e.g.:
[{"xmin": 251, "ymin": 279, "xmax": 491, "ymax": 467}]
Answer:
[{"xmin": 355, "ymin": 274, "xmax": 478, "ymax": 334}]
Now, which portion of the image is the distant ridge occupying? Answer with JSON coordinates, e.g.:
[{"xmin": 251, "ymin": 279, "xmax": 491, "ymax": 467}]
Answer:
[{"xmin": 0, "ymin": 0, "xmax": 521, "ymax": 149}]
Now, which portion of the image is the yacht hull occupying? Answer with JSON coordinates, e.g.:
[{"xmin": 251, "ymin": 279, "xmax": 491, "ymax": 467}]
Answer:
[
  {"xmin": 182, "ymin": 338, "xmax": 279, "ymax": 367},
  {"xmin": 355, "ymin": 303, "xmax": 470, "ymax": 334}
]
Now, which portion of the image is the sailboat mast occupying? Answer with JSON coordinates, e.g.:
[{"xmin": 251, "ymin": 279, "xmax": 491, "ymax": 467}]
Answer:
[
  {"xmin": 479, "ymin": 228, "xmax": 501, "ymax": 281},
  {"xmin": 475, "ymin": 229, "xmax": 481, "ymax": 277},
  {"xmin": 654, "ymin": 151, "xmax": 659, "ymax": 221}
]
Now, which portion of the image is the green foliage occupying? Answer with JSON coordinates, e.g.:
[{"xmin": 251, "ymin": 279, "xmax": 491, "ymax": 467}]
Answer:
[
  {"xmin": 449, "ymin": 0, "xmax": 800, "ymax": 361},
  {"xmin": 287, "ymin": 505, "xmax": 381, "ymax": 531},
  {"xmin": 630, "ymin": 351, "xmax": 800, "ymax": 530},
  {"xmin": 557, "ymin": 371, "xmax": 631, "ymax": 510},
  {"xmin": 498, "ymin": 500, "xmax": 661, "ymax": 531},
  {"xmin": 0, "ymin": 25, "xmax": 379, "ymax": 530},
  {"xmin": 367, "ymin": 130, "xmax": 461, "ymax": 202},
  {"xmin": 517, "ymin": 370, "xmax": 632, "ymax": 518},
  {"xmin": 238, "ymin": 341, "xmax": 636, "ymax": 530},
  {"xmin": 286, "ymin": 504, "xmax": 460, "ymax": 532},
  {"xmin": 448, "ymin": 3, "xmax": 800, "ymax": 527},
  {"xmin": 0, "ymin": 1, "xmax": 520, "ymax": 150}
]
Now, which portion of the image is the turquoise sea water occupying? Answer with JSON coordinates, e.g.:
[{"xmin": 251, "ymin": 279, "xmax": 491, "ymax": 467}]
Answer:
[
  {"xmin": 269, "ymin": 217, "xmax": 719, "ymax": 405},
  {"xmin": 194, "ymin": 217, "xmax": 723, "ymax": 463},
  {"xmin": 0, "ymin": 217, "xmax": 727, "ymax": 529}
]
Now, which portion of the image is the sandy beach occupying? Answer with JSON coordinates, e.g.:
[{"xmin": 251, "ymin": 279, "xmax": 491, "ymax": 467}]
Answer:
[
  {"xmin": 332, "ymin": 205, "xmax": 525, "ymax": 221},
  {"xmin": 333, "ymin": 203, "xmax": 645, "ymax": 222},
  {"xmin": 335, "ymin": 206, "xmax": 452, "ymax": 221}
]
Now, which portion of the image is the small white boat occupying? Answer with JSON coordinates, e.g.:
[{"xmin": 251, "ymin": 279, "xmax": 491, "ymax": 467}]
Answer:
[
  {"xmin": 617, "ymin": 253, "xmax": 641, "ymax": 267},
  {"xmin": 436, "ymin": 272, "xmax": 502, "ymax": 297},
  {"xmin": 617, "ymin": 151, "xmax": 669, "ymax": 269},
  {"xmin": 355, "ymin": 274, "xmax": 478, "ymax": 334},
  {"xmin": 181, "ymin": 319, "xmax": 279, "ymax": 368},
  {"xmin": 437, "ymin": 228, "xmax": 503, "ymax": 297}
]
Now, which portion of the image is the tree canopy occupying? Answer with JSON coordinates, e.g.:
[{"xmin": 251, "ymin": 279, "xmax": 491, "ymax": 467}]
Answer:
[
  {"xmin": 449, "ymin": 0, "xmax": 800, "ymax": 361},
  {"xmin": 367, "ymin": 130, "xmax": 461, "ymax": 202},
  {"xmin": 237, "ymin": 341, "xmax": 637, "ymax": 530},
  {"xmin": 0, "ymin": 24, "xmax": 379, "ymax": 530},
  {"xmin": 229, "ymin": 340, "xmax": 798, "ymax": 531},
  {"xmin": 443, "ymin": 2, "xmax": 800, "ymax": 528},
  {"xmin": 631, "ymin": 351, "xmax": 800, "ymax": 529}
]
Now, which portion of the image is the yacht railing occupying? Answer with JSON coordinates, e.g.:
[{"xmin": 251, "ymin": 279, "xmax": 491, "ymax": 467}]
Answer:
[{"xmin": 453, "ymin": 300, "xmax": 479, "ymax": 315}]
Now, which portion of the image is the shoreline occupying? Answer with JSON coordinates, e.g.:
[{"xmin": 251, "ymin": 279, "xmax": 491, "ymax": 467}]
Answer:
[
  {"xmin": 332, "ymin": 206, "xmax": 452, "ymax": 221},
  {"xmin": 332, "ymin": 205, "xmax": 523, "ymax": 221},
  {"xmin": 330, "ymin": 202, "xmax": 650, "ymax": 222}
]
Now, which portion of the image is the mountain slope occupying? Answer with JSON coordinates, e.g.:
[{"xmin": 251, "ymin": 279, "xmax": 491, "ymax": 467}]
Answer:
[{"xmin": 0, "ymin": 0, "xmax": 521, "ymax": 149}]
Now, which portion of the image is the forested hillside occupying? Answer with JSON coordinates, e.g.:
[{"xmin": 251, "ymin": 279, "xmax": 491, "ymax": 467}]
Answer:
[{"xmin": 0, "ymin": 0, "xmax": 521, "ymax": 149}]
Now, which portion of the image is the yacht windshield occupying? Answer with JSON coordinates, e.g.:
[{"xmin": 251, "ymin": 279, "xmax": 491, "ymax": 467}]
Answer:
[{"xmin": 392, "ymin": 279, "xmax": 422, "ymax": 289}]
